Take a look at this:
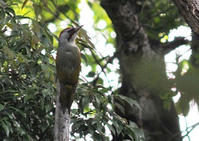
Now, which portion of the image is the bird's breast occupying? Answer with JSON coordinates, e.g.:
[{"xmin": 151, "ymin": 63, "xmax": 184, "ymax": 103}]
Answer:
[{"xmin": 56, "ymin": 45, "xmax": 81, "ymax": 85}]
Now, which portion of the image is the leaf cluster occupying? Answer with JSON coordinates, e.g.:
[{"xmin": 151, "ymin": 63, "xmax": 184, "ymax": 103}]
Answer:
[
  {"xmin": 139, "ymin": 0, "xmax": 183, "ymax": 40},
  {"xmin": 0, "ymin": 5, "xmax": 55, "ymax": 140},
  {"xmin": 71, "ymin": 83, "xmax": 144, "ymax": 141}
]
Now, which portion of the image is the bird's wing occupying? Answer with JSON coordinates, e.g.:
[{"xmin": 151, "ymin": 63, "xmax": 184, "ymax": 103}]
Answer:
[{"xmin": 56, "ymin": 48, "xmax": 81, "ymax": 85}]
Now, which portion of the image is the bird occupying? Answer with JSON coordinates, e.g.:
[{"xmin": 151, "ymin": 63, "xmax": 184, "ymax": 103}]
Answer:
[{"xmin": 56, "ymin": 26, "xmax": 82, "ymax": 113}]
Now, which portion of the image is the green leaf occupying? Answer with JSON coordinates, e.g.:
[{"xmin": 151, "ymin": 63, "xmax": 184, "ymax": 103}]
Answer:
[
  {"xmin": 5, "ymin": 8, "xmax": 15, "ymax": 16},
  {"xmin": 81, "ymin": 95, "xmax": 90, "ymax": 110},
  {"xmin": 107, "ymin": 124, "xmax": 116, "ymax": 135},
  {"xmin": 129, "ymin": 121, "xmax": 138, "ymax": 128},
  {"xmin": 131, "ymin": 127, "xmax": 145, "ymax": 141},
  {"xmin": 126, "ymin": 126, "xmax": 135, "ymax": 141},
  {"xmin": 0, "ymin": 104, "xmax": 4, "ymax": 111},
  {"xmin": 81, "ymin": 53, "xmax": 88, "ymax": 64},
  {"xmin": 2, "ymin": 121, "xmax": 10, "ymax": 136},
  {"xmin": 125, "ymin": 122, "xmax": 145, "ymax": 141},
  {"xmin": 115, "ymin": 95, "xmax": 141, "ymax": 110},
  {"xmin": 79, "ymin": 28, "xmax": 95, "ymax": 49},
  {"xmin": 93, "ymin": 132, "xmax": 102, "ymax": 140},
  {"xmin": 87, "ymin": 71, "xmax": 95, "ymax": 77},
  {"xmin": 115, "ymin": 102, "xmax": 125, "ymax": 114},
  {"xmin": 175, "ymin": 95, "xmax": 190, "ymax": 116},
  {"xmin": 112, "ymin": 118, "xmax": 123, "ymax": 135}
]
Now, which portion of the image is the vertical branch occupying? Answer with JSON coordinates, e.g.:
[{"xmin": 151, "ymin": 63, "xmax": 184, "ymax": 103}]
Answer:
[
  {"xmin": 172, "ymin": 0, "xmax": 199, "ymax": 35},
  {"xmin": 101, "ymin": 0, "xmax": 182, "ymax": 141},
  {"xmin": 54, "ymin": 80, "xmax": 70, "ymax": 141}
]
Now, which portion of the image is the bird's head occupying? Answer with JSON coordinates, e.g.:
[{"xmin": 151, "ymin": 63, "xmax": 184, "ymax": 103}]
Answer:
[{"xmin": 59, "ymin": 25, "xmax": 83, "ymax": 43}]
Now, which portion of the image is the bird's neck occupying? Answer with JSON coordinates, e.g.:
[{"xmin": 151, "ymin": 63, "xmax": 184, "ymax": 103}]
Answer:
[{"xmin": 59, "ymin": 39, "xmax": 76, "ymax": 48}]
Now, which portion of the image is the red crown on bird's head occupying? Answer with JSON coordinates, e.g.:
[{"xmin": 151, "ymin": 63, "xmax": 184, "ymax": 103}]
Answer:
[
  {"xmin": 59, "ymin": 26, "xmax": 83, "ymax": 38},
  {"xmin": 59, "ymin": 27, "xmax": 73, "ymax": 38}
]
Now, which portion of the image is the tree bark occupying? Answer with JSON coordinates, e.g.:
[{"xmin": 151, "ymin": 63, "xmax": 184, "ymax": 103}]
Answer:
[
  {"xmin": 101, "ymin": 0, "xmax": 181, "ymax": 141},
  {"xmin": 54, "ymin": 81, "xmax": 70, "ymax": 141},
  {"xmin": 172, "ymin": 0, "xmax": 199, "ymax": 35},
  {"xmin": 191, "ymin": 32, "xmax": 199, "ymax": 67}
]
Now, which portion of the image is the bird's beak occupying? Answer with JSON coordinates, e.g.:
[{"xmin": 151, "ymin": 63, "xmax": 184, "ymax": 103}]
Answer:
[
  {"xmin": 74, "ymin": 25, "xmax": 83, "ymax": 33},
  {"xmin": 68, "ymin": 25, "xmax": 83, "ymax": 37},
  {"xmin": 66, "ymin": 25, "xmax": 83, "ymax": 41}
]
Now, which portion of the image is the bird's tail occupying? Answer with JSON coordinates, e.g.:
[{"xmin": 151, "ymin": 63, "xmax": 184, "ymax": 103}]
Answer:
[{"xmin": 59, "ymin": 83, "xmax": 76, "ymax": 113}]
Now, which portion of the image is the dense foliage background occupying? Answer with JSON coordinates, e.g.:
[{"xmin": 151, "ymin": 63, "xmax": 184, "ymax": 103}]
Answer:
[{"xmin": 0, "ymin": 0, "xmax": 199, "ymax": 141}]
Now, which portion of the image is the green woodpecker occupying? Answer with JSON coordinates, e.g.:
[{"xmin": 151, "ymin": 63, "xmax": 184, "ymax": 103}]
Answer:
[{"xmin": 56, "ymin": 26, "xmax": 82, "ymax": 113}]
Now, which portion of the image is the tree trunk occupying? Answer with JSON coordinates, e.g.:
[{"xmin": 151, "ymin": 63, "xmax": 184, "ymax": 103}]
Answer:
[
  {"xmin": 101, "ymin": 0, "xmax": 182, "ymax": 141},
  {"xmin": 191, "ymin": 32, "xmax": 199, "ymax": 67},
  {"xmin": 172, "ymin": 0, "xmax": 199, "ymax": 35},
  {"xmin": 54, "ymin": 81, "xmax": 70, "ymax": 141}
]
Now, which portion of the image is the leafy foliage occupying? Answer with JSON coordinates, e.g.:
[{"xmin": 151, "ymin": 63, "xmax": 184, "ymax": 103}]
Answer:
[
  {"xmin": 0, "ymin": 4, "xmax": 55, "ymax": 140},
  {"xmin": 71, "ymin": 83, "xmax": 144, "ymax": 140},
  {"xmin": 139, "ymin": 0, "xmax": 183, "ymax": 41}
]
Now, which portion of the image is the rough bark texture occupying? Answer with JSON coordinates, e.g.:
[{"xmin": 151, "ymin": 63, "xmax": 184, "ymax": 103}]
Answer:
[
  {"xmin": 101, "ymin": 0, "xmax": 181, "ymax": 141},
  {"xmin": 54, "ymin": 81, "xmax": 70, "ymax": 141},
  {"xmin": 191, "ymin": 32, "xmax": 199, "ymax": 67},
  {"xmin": 173, "ymin": 0, "xmax": 199, "ymax": 35}
]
